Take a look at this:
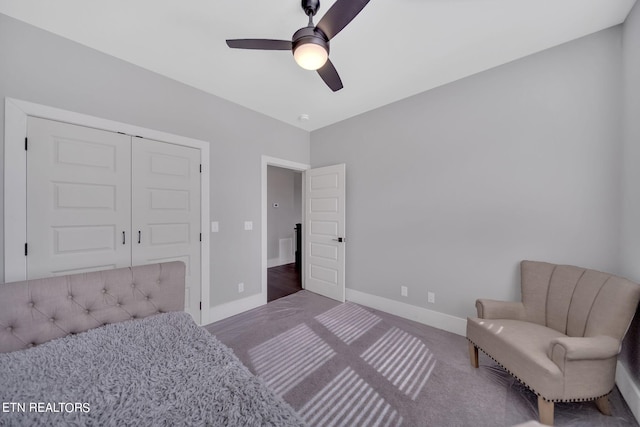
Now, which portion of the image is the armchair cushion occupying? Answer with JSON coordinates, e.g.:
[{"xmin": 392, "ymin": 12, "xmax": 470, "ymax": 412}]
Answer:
[{"xmin": 467, "ymin": 318, "xmax": 565, "ymax": 399}]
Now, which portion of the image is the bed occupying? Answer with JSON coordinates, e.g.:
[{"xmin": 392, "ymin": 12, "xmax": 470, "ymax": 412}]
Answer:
[{"xmin": 0, "ymin": 262, "xmax": 303, "ymax": 426}]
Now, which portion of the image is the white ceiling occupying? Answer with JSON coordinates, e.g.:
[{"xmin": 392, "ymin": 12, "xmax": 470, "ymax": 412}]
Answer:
[{"xmin": 0, "ymin": 0, "xmax": 636, "ymax": 131}]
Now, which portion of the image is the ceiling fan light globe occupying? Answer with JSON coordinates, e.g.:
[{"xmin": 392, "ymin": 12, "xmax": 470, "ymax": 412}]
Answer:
[{"xmin": 293, "ymin": 42, "xmax": 328, "ymax": 70}]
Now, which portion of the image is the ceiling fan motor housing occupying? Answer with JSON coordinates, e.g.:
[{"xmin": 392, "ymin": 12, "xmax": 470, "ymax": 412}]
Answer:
[{"xmin": 292, "ymin": 27, "xmax": 330, "ymax": 56}]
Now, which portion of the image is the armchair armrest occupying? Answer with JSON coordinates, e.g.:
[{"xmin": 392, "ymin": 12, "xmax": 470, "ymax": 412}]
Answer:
[
  {"xmin": 548, "ymin": 336, "xmax": 620, "ymax": 372},
  {"xmin": 475, "ymin": 299, "xmax": 525, "ymax": 320}
]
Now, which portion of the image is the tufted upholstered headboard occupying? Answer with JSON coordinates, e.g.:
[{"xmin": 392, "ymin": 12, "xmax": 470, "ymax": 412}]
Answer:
[{"xmin": 0, "ymin": 261, "xmax": 185, "ymax": 353}]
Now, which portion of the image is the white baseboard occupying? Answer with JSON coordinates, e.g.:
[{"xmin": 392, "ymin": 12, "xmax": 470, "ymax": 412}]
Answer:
[
  {"xmin": 345, "ymin": 289, "xmax": 467, "ymax": 336},
  {"xmin": 616, "ymin": 361, "xmax": 640, "ymax": 424},
  {"xmin": 267, "ymin": 258, "xmax": 295, "ymax": 268},
  {"xmin": 201, "ymin": 292, "xmax": 266, "ymax": 325}
]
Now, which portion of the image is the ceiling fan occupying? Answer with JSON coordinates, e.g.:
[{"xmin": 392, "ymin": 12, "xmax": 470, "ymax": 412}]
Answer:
[{"xmin": 226, "ymin": 0, "xmax": 371, "ymax": 92}]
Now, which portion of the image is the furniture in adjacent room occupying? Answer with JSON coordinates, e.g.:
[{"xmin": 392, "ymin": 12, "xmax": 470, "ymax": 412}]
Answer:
[
  {"xmin": 466, "ymin": 260, "xmax": 640, "ymax": 426},
  {"xmin": 295, "ymin": 222, "xmax": 302, "ymax": 272}
]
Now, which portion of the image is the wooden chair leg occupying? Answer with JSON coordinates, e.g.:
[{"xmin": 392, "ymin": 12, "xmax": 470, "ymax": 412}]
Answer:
[
  {"xmin": 468, "ymin": 342, "xmax": 479, "ymax": 368},
  {"xmin": 595, "ymin": 395, "xmax": 612, "ymax": 416},
  {"xmin": 538, "ymin": 396, "xmax": 554, "ymax": 426}
]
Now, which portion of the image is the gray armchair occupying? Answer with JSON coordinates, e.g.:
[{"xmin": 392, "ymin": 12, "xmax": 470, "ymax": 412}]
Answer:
[{"xmin": 466, "ymin": 261, "xmax": 640, "ymax": 426}]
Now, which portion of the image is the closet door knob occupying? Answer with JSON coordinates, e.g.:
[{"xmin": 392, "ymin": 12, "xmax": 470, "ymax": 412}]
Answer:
[
  {"xmin": 138, "ymin": 231, "xmax": 141, "ymax": 244},
  {"xmin": 122, "ymin": 231, "xmax": 126, "ymax": 245}
]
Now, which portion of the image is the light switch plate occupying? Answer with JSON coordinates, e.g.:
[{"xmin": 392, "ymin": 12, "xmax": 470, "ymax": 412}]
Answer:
[
  {"xmin": 211, "ymin": 221, "xmax": 219, "ymax": 233},
  {"xmin": 244, "ymin": 221, "xmax": 253, "ymax": 231}
]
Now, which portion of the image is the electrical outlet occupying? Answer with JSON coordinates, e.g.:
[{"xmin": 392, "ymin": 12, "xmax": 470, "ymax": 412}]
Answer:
[
  {"xmin": 238, "ymin": 282, "xmax": 244, "ymax": 293},
  {"xmin": 244, "ymin": 221, "xmax": 253, "ymax": 231},
  {"xmin": 401, "ymin": 286, "xmax": 408, "ymax": 297},
  {"xmin": 427, "ymin": 291, "xmax": 435, "ymax": 304}
]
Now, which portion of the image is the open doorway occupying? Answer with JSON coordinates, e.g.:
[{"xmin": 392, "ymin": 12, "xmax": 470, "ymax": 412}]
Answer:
[{"xmin": 267, "ymin": 165, "xmax": 303, "ymax": 302}]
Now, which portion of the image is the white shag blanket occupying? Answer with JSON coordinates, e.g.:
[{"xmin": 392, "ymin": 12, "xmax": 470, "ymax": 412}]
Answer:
[{"xmin": 0, "ymin": 312, "xmax": 304, "ymax": 426}]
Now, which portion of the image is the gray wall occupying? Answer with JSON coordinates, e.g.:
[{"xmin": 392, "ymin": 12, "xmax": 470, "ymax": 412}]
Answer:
[
  {"xmin": 0, "ymin": 13, "xmax": 310, "ymax": 307},
  {"xmin": 311, "ymin": 27, "xmax": 623, "ymax": 319},
  {"xmin": 620, "ymin": 1, "xmax": 640, "ymax": 384},
  {"xmin": 267, "ymin": 166, "xmax": 302, "ymax": 263}
]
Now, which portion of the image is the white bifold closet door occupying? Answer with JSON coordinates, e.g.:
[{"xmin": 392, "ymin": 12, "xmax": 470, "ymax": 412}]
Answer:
[
  {"xmin": 26, "ymin": 117, "xmax": 132, "ymax": 277},
  {"xmin": 26, "ymin": 117, "xmax": 201, "ymax": 321},
  {"xmin": 131, "ymin": 138, "xmax": 201, "ymax": 320}
]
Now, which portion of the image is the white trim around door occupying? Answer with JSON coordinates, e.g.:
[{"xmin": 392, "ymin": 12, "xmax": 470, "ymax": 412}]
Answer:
[{"xmin": 3, "ymin": 97, "xmax": 211, "ymax": 325}]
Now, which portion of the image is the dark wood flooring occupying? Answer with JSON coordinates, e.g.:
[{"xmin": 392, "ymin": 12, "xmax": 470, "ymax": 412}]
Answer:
[{"xmin": 267, "ymin": 263, "xmax": 302, "ymax": 302}]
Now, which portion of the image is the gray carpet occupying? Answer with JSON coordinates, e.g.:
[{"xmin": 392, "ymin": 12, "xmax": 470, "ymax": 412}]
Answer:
[{"xmin": 205, "ymin": 290, "xmax": 639, "ymax": 427}]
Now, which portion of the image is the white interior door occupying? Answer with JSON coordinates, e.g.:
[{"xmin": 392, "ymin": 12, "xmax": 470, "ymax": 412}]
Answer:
[
  {"xmin": 304, "ymin": 164, "xmax": 346, "ymax": 302},
  {"xmin": 26, "ymin": 117, "xmax": 131, "ymax": 278},
  {"xmin": 132, "ymin": 138, "xmax": 201, "ymax": 321}
]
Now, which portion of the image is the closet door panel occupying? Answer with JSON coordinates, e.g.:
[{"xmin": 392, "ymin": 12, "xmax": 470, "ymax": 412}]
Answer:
[
  {"xmin": 26, "ymin": 117, "xmax": 132, "ymax": 279},
  {"xmin": 131, "ymin": 138, "xmax": 201, "ymax": 319}
]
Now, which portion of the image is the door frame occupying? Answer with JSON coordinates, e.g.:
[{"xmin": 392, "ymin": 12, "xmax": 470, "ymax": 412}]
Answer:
[
  {"xmin": 261, "ymin": 156, "xmax": 309, "ymax": 304},
  {"xmin": 3, "ymin": 97, "xmax": 210, "ymax": 324}
]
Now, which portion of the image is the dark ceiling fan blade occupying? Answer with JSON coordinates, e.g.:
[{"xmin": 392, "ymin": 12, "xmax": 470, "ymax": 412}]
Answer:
[
  {"xmin": 317, "ymin": 59, "xmax": 343, "ymax": 92},
  {"xmin": 315, "ymin": 0, "xmax": 371, "ymax": 40},
  {"xmin": 226, "ymin": 39, "xmax": 292, "ymax": 50}
]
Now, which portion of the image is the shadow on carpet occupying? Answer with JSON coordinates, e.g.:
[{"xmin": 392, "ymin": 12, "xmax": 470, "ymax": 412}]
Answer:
[{"xmin": 205, "ymin": 291, "xmax": 638, "ymax": 427}]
